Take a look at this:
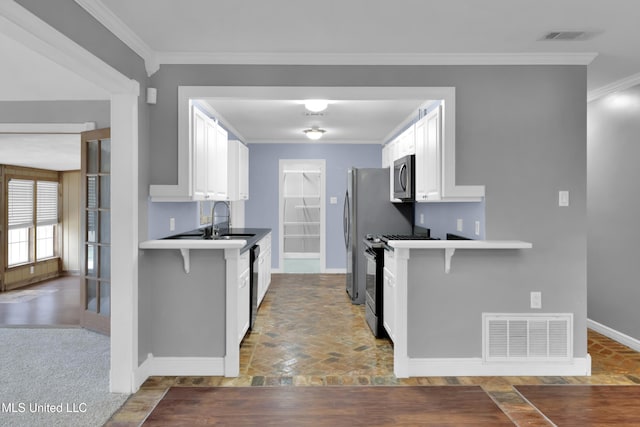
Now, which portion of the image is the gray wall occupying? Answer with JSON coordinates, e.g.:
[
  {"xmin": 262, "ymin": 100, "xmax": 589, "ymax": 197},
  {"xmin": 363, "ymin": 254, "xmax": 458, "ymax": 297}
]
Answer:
[
  {"xmin": 139, "ymin": 249, "xmax": 226, "ymax": 359},
  {"xmin": 0, "ymin": 101, "xmax": 110, "ymax": 127},
  {"xmin": 587, "ymin": 84, "xmax": 640, "ymax": 341},
  {"xmin": 148, "ymin": 64, "xmax": 588, "ymax": 357}
]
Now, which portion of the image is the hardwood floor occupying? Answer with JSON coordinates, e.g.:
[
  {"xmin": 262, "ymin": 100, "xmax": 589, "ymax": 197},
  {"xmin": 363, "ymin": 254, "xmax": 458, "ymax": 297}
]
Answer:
[
  {"xmin": 516, "ymin": 385, "xmax": 640, "ymax": 426},
  {"xmin": 100, "ymin": 273, "xmax": 640, "ymax": 426},
  {"xmin": 0, "ymin": 276, "xmax": 81, "ymax": 327},
  {"xmin": 143, "ymin": 386, "xmax": 513, "ymax": 426}
]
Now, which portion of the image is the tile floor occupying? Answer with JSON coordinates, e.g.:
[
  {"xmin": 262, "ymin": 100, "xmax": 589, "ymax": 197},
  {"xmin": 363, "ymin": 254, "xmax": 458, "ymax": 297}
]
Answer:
[{"xmin": 106, "ymin": 274, "xmax": 640, "ymax": 426}]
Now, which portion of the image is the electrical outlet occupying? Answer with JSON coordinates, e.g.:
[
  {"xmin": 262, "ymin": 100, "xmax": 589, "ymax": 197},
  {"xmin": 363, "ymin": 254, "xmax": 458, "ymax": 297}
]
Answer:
[
  {"xmin": 530, "ymin": 291, "xmax": 542, "ymax": 309},
  {"xmin": 169, "ymin": 217, "xmax": 176, "ymax": 231},
  {"xmin": 475, "ymin": 221, "xmax": 480, "ymax": 236},
  {"xmin": 29, "ymin": 266, "xmax": 34, "ymax": 275},
  {"xmin": 330, "ymin": 197, "xmax": 337, "ymax": 204},
  {"xmin": 420, "ymin": 213, "xmax": 424, "ymax": 224},
  {"xmin": 456, "ymin": 218, "xmax": 463, "ymax": 232}
]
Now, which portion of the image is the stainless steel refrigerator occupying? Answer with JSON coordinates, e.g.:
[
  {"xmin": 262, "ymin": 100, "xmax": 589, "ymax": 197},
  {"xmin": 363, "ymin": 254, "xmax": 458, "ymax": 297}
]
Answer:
[{"xmin": 343, "ymin": 168, "xmax": 413, "ymax": 304}]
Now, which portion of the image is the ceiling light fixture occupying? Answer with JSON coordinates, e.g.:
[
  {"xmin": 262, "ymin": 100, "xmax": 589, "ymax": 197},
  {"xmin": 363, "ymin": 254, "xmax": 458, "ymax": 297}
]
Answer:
[
  {"xmin": 304, "ymin": 99, "xmax": 329, "ymax": 113},
  {"xmin": 303, "ymin": 127, "xmax": 326, "ymax": 140}
]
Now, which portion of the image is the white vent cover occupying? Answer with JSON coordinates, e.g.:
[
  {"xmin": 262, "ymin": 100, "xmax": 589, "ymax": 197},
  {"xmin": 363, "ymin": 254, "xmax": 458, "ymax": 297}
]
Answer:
[
  {"xmin": 483, "ymin": 313, "xmax": 572, "ymax": 362},
  {"xmin": 542, "ymin": 31, "xmax": 587, "ymax": 41}
]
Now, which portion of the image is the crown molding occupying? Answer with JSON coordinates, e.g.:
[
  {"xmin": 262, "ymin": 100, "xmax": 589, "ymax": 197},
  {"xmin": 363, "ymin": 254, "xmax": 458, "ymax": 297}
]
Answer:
[
  {"xmin": 157, "ymin": 51, "xmax": 598, "ymax": 66},
  {"xmin": 587, "ymin": 71, "xmax": 640, "ymax": 103},
  {"xmin": 74, "ymin": 0, "xmax": 159, "ymax": 76}
]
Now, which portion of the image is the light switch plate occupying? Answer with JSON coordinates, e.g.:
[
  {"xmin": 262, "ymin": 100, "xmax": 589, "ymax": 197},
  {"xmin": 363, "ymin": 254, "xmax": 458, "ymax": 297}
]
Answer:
[
  {"xmin": 169, "ymin": 217, "xmax": 176, "ymax": 231},
  {"xmin": 420, "ymin": 213, "xmax": 425, "ymax": 224},
  {"xmin": 559, "ymin": 191, "xmax": 569, "ymax": 207},
  {"xmin": 530, "ymin": 291, "xmax": 542, "ymax": 309},
  {"xmin": 456, "ymin": 218, "xmax": 463, "ymax": 232},
  {"xmin": 475, "ymin": 221, "xmax": 480, "ymax": 236},
  {"xmin": 330, "ymin": 197, "xmax": 338, "ymax": 205}
]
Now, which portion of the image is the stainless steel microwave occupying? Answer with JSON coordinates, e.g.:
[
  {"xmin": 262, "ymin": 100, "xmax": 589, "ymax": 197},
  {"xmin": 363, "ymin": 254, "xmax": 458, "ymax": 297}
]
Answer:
[{"xmin": 393, "ymin": 154, "xmax": 415, "ymax": 201}]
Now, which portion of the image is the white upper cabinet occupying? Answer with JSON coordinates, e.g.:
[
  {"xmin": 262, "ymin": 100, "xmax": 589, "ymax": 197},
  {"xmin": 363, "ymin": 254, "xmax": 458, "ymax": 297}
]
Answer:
[
  {"xmin": 381, "ymin": 98, "xmax": 484, "ymax": 203},
  {"xmin": 150, "ymin": 102, "xmax": 248, "ymax": 202},
  {"xmin": 384, "ymin": 126, "xmax": 416, "ymax": 202},
  {"xmin": 192, "ymin": 105, "xmax": 228, "ymax": 201},
  {"xmin": 415, "ymin": 106, "xmax": 442, "ymax": 201},
  {"xmin": 228, "ymin": 139, "xmax": 249, "ymax": 201},
  {"xmin": 238, "ymin": 142, "xmax": 249, "ymax": 200}
]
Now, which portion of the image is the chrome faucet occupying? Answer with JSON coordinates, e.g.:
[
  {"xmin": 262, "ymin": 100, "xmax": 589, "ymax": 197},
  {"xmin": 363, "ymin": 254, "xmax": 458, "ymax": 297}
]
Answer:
[{"xmin": 211, "ymin": 201, "xmax": 231, "ymax": 237}]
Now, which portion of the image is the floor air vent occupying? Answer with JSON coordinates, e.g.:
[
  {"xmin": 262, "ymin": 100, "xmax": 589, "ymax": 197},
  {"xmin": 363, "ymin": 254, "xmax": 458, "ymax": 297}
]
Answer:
[{"xmin": 483, "ymin": 314, "xmax": 572, "ymax": 362}]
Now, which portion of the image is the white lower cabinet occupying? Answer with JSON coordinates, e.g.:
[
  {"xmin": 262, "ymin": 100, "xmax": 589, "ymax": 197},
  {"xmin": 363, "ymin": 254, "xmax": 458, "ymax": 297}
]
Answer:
[
  {"xmin": 257, "ymin": 233, "xmax": 272, "ymax": 306},
  {"xmin": 383, "ymin": 250, "xmax": 397, "ymax": 342},
  {"xmin": 237, "ymin": 251, "xmax": 250, "ymax": 342}
]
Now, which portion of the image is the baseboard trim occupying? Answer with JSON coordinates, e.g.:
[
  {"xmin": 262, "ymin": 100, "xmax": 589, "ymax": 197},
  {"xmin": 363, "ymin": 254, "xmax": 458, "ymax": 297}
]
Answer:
[
  {"xmin": 133, "ymin": 354, "xmax": 225, "ymax": 390},
  {"xmin": 406, "ymin": 356, "xmax": 592, "ymax": 377},
  {"xmin": 588, "ymin": 319, "xmax": 640, "ymax": 352},
  {"xmin": 323, "ymin": 268, "xmax": 347, "ymax": 274}
]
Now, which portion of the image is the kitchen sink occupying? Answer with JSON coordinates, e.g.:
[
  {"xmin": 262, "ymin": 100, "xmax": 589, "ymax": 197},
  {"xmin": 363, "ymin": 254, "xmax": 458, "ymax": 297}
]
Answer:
[
  {"xmin": 214, "ymin": 233, "xmax": 255, "ymax": 240},
  {"xmin": 162, "ymin": 231, "xmax": 255, "ymax": 240}
]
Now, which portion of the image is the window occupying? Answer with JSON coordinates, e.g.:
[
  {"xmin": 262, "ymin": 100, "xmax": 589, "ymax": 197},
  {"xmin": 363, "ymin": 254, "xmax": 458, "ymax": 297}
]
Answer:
[
  {"xmin": 7, "ymin": 179, "xmax": 34, "ymax": 266},
  {"xmin": 36, "ymin": 181, "xmax": 58, "ymax": 260},
  {"xmin": 6, "ymin": 178, "xmax": 59, "ymax": 266}
]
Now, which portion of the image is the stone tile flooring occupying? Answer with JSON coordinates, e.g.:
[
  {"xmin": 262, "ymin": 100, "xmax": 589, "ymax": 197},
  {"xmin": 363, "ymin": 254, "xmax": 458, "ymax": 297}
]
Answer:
[{"xmin": 106, "ymin": 274, "xmax": 640, "ymax": 426}]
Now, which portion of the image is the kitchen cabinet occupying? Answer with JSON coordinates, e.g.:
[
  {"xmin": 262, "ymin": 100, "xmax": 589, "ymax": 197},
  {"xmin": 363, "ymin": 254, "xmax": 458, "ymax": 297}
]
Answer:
[
  {"xmin": 150, "ymin": 104, "xmax": 250, "ymax": 202},
  {"xmin": 257, "ymin": 232, "xmax": 272, "ymax": 306},
  {"xmin": 383, "ymin": 249, "xmax": 397, "ymax": 342},
  {"xmin": 384, "ymin": 125, "xmax": 416, "ymax": 202},
  {"xmin": 382, "ymin": 103, "xmax": 484, "ymax": 202},
  {"xmin": 193, "ymin": 106, "xmax": 228, "ymax": 200},
  {"xmin": 237, "ymin": 250, "xmax": 250, "ymax": 342},
  {"xmin": 238, "ymin": 142, "xmax": 249, "ymax": 200},
  {"xmin": 228, "ymin": 140, "xmax": 249, "ymax": 201},
  {"xmin": 415, "ymin": 106, "xmax": 442, "ymax": 201}
]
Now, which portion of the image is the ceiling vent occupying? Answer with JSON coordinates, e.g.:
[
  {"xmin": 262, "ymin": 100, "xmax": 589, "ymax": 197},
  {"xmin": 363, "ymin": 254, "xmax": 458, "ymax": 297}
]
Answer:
[
  {"xmin": 303, "ymin": 111, "xmax": 326, "ymax": 117},
  {"xmin": 542, "ymin": 31, "xmax": 587, "ymax": 41}
]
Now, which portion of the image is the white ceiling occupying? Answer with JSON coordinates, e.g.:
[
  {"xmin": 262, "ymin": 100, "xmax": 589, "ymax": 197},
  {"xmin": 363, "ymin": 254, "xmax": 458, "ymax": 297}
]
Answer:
[
  {"xmin": 0, "ymin": 134, "xmax": 81, "ymax": 171},
  {"xmin": 200, "ymin": 98, "xmax": 431, "ymax": 144},
  {"xmin": 2, "ymin": 1, "xmax": 640, "ymax": 166},
  {"xmin": 100, "ymin": 0, "xmax": 640, "ymax": 92}
]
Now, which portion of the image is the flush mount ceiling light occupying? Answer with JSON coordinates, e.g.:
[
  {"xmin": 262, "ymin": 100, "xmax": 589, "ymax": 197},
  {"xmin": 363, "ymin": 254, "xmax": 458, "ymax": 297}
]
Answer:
[
  {"xmin": 304, "ymin": 99, "xmax": 329, "ymax": 113},
  {"xmin": 303, "ymin": 127, "xmax": 326, "ymax": 140}
]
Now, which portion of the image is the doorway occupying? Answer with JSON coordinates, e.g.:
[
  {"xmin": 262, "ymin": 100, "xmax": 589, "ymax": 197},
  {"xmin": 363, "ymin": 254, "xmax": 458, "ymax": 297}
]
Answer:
[
  {"xmin": 279, "ymin": 159, "xmax": 326, "ymax": 273},
  {"xmin": 80, "ymin": 128, "xmax": 111, "ymax": 335}
]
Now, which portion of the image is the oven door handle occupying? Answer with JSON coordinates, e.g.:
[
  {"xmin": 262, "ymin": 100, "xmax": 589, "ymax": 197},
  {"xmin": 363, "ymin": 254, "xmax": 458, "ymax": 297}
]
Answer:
[{"xmin": 364, "ymin": 249, "xmax": 377, "ymax": 262}]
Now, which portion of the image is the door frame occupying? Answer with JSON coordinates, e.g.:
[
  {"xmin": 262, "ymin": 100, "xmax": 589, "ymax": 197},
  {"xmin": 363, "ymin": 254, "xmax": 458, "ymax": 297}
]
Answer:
[
  {"xmin": 0, "ymin": 3, "xmax": 140, "ymax": 393},
  {"xmin": 278, "ymin": 159, "xmax": 326, "ymax": 273}
]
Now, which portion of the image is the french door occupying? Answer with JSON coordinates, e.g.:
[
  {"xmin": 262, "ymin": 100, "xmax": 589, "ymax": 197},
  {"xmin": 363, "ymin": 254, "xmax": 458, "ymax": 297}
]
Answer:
[{"xmin": 80, "ymin": 128, "xmax": 111, "ymax": 335}]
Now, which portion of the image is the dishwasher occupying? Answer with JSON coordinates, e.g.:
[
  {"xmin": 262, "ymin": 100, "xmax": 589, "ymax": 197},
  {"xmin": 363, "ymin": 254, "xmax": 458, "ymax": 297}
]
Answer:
[{"xmin": 249, "ymin": 244, "xmax": 260, "ymax": 330}]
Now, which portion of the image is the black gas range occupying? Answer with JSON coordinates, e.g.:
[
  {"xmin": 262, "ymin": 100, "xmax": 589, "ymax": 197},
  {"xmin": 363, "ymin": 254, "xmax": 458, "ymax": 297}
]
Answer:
[{"xmin": 362, "ymin": 228, "xmax": 437, "ymax": 338}]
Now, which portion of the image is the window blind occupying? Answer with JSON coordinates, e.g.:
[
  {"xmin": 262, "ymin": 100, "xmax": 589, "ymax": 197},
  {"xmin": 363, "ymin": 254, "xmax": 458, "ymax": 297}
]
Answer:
[
  {"xmin": 8, "ymin": 179, "xmax": 34, "ymax": 229},
  {"xmin": 37, "ymin": 181, "xmax": 59, "ymax": 226}
]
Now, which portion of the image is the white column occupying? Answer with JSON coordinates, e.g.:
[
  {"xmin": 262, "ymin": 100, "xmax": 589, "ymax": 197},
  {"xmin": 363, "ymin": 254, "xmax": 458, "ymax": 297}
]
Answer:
[{"xmin": 110, "ymin": 92, "xmax": 139, "ymax": 393}]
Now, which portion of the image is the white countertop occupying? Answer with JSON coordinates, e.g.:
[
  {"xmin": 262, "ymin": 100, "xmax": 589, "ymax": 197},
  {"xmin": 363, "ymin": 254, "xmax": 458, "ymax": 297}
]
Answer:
[
  {"xmin": 387, "ymin": 240, "xmax": 532, "ymax": 249},
  {"xmin": 139, "ymin": 239, "xmax": 246, "ymax": 250}
]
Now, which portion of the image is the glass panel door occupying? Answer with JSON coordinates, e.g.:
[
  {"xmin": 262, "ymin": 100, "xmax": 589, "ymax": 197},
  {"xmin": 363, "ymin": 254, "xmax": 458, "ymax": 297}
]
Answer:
[{"xmin": 80, "ymin": 128, "xmax": 111, "ymax": 335}]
